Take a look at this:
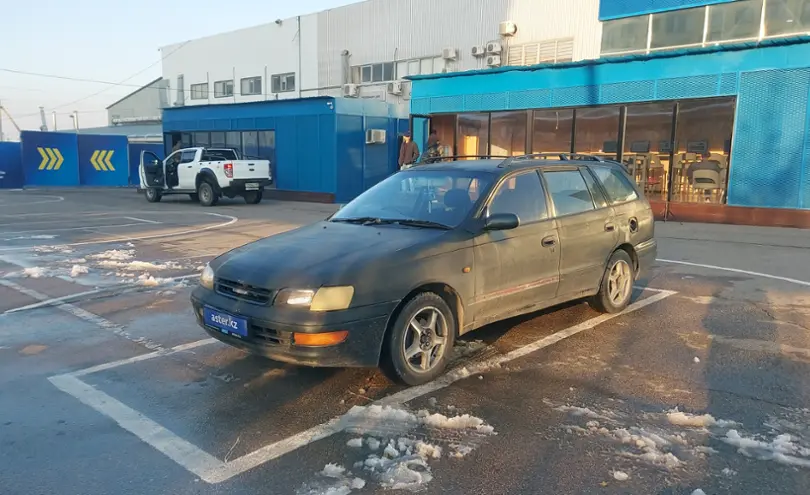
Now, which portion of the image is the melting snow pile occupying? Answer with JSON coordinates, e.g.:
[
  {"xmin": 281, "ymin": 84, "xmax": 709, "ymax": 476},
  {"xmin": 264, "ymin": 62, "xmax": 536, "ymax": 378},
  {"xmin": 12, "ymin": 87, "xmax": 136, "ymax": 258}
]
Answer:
[
  {"xmin": 722, "ymin": 430, "xmax": 810, "ymax": 468},
  {"xmin": 7, "ymin": 267, "xmax": 51, "ymax": 279},
  {"xmin": 135, "ymin": 274, "xmax": 186, "ymax": 287},
  {"xmin": 666, "ymin": 408, "xmax": 738, "ymax": 429},
  {"xmin": 69, "ymin": 265, "xmax": 89, "ymax": 278},
  {"xmin": 89, "ymin": 249, "xmax": 135, "ymax": 261},
  {"xmin": 298, "ymin": 405, "xmax": 496, "ymax": 494}
]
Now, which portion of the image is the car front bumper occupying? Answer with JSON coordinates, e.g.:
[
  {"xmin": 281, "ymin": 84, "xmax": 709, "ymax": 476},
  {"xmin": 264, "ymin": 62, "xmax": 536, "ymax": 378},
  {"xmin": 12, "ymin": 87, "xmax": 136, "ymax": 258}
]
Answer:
[
  {"xmin": 635, "ymin": 238, "xmax": 658, "ymax": 279},
  {"xmin": 190, "ymin": 287, "xmax": 397, "ymax": 368}
]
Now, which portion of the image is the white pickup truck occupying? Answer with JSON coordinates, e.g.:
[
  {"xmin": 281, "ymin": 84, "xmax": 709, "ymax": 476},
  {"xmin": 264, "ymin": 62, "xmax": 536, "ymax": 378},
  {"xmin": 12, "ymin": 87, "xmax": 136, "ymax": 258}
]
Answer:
[{"xmin": 139, "ymin": 147, "xmax": 273, "ymax": 206}]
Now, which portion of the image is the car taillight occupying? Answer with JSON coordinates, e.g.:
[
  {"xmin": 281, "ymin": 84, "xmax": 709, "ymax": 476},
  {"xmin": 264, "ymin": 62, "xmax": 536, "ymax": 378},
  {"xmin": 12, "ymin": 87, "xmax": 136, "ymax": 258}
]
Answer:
[{"xmin": 224, "ymin": 163, "xmax": 233, "ymax": 178}]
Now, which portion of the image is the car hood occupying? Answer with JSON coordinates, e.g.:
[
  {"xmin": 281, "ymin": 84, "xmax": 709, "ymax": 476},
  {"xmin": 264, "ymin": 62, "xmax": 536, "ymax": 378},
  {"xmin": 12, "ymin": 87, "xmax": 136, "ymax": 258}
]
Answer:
[{"xmin": 211, "ymin": 221, "xmax": 449, "ymax": 288}]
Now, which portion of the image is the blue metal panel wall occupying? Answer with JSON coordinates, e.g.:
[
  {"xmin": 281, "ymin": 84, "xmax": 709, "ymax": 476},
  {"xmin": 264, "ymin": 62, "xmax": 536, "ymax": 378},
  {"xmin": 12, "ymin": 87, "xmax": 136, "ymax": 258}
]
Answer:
[
  {"xmin": 20, "ymin": 131, "xmax": 80, "ymax": 187},
  {"xmin": 729, "ymin": 69, "xmax": 810, "ymax": 208},
  {"xmin": 77, "ymin": 134, "xmax": 129, "ymax": 187},
  {"xmin": 335, "ymin": 115, "xmax": 364, "ymax": 204},
  {"xmin": 0, "ymin": 142, "xmax": 23, "ymax": 189},
  {"xmin": 410, "ymin": 41, "xmax": 810, "ymax": 209},
  {"xmin": 364, "ymin": 117, "xmax": 391, "ymax": 191},
  {"xmin": 274, "ymin": 114, "xmax": 336, "ymax": 194},
  {"xmin": 599, "ymin": 0, "xmax": 736, "ymax": 20},
  {"xmin": 128, "ymin": 144, "xmax": 164, "ymax": 186}
]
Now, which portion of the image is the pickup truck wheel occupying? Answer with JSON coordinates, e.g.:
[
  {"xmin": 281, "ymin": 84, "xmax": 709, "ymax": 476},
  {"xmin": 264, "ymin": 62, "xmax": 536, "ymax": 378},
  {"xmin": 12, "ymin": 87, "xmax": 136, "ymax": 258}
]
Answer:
[
  {"xmin": 244, "ymin": 190, "xmax": 263, "ymax": 205},
  {"xmin": 144, "ymin": 188, "xmax": 162, "ymax": 203},
  {"xmin": 198, "ymin": 181, "xmax": 219, "ymax": 207},
  {"xmin": 189, "ymin": 193, "xmax": 199, "ymax": 202},
  {"xmin": 381, "ymin": 292, "xmax": 456, "ymax": 386}
]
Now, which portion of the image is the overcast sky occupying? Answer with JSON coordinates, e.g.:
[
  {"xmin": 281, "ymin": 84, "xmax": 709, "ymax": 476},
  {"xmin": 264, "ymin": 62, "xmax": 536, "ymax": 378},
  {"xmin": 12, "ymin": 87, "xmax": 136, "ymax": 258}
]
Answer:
[{"xmin": 0, "ymin": 0, "xmax": 357, "ymax": 139}]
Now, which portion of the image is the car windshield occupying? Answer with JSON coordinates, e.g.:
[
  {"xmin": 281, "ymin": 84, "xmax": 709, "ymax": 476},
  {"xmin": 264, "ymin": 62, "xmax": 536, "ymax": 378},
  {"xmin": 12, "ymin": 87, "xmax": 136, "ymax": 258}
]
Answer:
[{"xmin": 331, "ymin": 169, "xmax": 494, "ymax": 228}]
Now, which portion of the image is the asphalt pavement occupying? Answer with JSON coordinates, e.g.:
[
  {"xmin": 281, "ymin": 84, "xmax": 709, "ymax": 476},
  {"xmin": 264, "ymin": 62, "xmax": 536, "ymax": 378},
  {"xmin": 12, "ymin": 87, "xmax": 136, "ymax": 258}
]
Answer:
[{"xmin": 1, "ymin": 188, "xmax": 809, "ymax": 495}]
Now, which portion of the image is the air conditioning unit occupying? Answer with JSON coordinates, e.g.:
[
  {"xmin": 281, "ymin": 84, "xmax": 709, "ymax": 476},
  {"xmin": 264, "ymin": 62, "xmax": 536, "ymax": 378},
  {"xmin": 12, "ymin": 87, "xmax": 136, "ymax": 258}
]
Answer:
[
  {"xmin": 342, "ymin": 84, "xmax": 359, "ymax": 98},
  {"xmin": 365, "ymin": 129, "xmax": 387, "ymax": 144},
  {"xmin": 471, "ymin": 45, "xmax": 486, "ymax": 58},
  {"xmin": 499, "ymin": 21, "xmax": 518, "ymax": 37},
  {"xmin": 442, "ymin": 47, "xmax": 458, "ymax": 60},
  {"xmin": 486, "ymin": 42, "xmax": 502, "ymax": 54},
  {"xmin": 387, "ymin": 81, "xmax": 403, "ymax": 95},
  {"xmin": 486, "ymin": 55, "xmax": 502, "ymax": 67}
]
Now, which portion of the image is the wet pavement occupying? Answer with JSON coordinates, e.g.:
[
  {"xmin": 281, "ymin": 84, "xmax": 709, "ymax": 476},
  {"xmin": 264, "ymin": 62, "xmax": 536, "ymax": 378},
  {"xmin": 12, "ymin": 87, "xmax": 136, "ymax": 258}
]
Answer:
[{"xmin": 1, "ymin": 189, "xmax": 809, "ymax": 495}]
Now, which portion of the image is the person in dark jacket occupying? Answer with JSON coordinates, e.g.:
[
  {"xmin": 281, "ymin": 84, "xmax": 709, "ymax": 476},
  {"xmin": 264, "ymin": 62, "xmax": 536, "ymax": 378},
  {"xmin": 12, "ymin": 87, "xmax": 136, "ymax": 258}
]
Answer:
[
  {"xmin": 423, "ymin": 129, "xmax": 442, "ymax": 163},
  {"xmin": 398, "ymin": 132, "xmax": 420, "ymax": 169}
]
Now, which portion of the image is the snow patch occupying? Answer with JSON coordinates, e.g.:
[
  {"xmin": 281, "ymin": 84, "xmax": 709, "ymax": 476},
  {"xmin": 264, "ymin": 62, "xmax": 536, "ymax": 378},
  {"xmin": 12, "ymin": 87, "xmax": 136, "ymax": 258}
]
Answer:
[
  {"xmin": 89, "ymin": 249, "xmax": 134, "ymax": 261},
  {"xmin": 69, "ymin": 265, "xmax": 88, "ymax": 278},
  {"xmin": 692, "ymin": 490, "xmax": 707, "ymax": 495},
  {"xmin": 9, "ymin": 234, "xmax": 57, "ymax": 240},
  {"xmin": 722, "ymin": 430, "xmax": 810, "ymax": 468},
  {"xmin": 666, "ymin": 409, "xmax": 738, "ymax": 429},
  {"xmin": 320, "ymin": 464, "xmax": 346, "ymax": 478},
  {"xmin": 613, "ymin": 471, "xmax": 629, "ymax": 481},
  {"xmin": 346, "ymin": 438, "xmax": 363, "ymax": 448},
  {"xmin": 98, "ymin": 259, "xmax": 184, "ymax": 271},
  {"xmin": 135, "ymin": 274, "xmax": 178, "ymax": 287}
]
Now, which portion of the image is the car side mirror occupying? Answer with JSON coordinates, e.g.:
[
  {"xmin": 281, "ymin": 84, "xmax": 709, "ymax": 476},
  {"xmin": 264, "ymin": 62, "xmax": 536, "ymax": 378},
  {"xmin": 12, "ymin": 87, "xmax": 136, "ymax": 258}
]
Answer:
[{"xmin": 484, "ymin": 213, "xmax": 519, "ymax": 231}]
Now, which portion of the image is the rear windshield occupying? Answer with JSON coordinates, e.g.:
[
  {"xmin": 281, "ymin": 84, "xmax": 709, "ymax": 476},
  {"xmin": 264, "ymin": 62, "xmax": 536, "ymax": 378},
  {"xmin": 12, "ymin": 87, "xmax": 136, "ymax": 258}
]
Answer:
[{"xmin": 203, "ymin": 149, "xmax": 239, "ymax": 161}]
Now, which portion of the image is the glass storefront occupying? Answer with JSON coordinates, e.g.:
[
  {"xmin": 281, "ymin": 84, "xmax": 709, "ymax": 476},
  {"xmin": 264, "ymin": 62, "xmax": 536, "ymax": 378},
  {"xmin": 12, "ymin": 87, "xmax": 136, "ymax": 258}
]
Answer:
[{"xmin": 425, "ymin": 96, "xmax": 736, "ymax": 205}]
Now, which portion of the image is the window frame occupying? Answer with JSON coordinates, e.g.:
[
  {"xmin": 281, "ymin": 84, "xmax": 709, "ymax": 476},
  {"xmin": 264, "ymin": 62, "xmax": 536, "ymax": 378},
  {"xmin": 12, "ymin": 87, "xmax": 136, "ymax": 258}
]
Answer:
[
  {"xmin": 240, "ymin": 76, "xmax": 262, "ymax": 96},
  {"xmin": 213, "ymin": 80, "xmax": 234, "ymax": 98},
  {"xmin": 190, "ymin": 83, "xmax": 208, "ymax": 100},
  {"xmin": 271, "ymin": 72, "xmax": 296, "ymax": 93},
  {"xmin": 539, "ymin": 166, "xmax": 600, "ymax": 219}
]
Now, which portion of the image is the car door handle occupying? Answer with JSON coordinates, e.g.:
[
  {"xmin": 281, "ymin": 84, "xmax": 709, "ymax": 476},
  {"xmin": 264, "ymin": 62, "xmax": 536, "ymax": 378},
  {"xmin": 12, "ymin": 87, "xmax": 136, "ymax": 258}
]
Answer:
[
  {"xmin": 605, "ymin": 223, "xmax": 616, "ymax": 232},
  {"xmin": 542, "ymin": 236, "xmax": 557, "ymax": 247},
  {"xmin": 186, "ymin": 165, "xmax": 193, "ymax": 168}
]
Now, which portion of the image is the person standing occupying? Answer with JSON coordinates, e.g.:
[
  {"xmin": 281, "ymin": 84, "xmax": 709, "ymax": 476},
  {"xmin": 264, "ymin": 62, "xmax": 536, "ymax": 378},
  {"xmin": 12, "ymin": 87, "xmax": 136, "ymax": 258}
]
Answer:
[
  {"xmin": 424, "ymin": 129, "xmax": 442, "ymax": 163},
  {"xmin": 398, "ymin": 132, "xmax": 420, "ymax": 170}
]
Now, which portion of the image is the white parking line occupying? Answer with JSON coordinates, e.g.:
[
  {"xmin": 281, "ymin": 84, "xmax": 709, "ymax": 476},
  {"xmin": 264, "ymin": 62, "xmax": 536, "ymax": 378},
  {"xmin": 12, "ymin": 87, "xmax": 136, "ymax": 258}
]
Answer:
[
  {"xmin": 47, "ymin": 287, "xmax": 676, "ymax": 484},
  {"xmin": 0, "ymin": 195, "xmax": 64, "ymax": 207},
  {"xmin": 1, "ymin": 223, "xmax": 153, "ymax": 235},
  {"xmin": 123, "ymin": 216, "xmax": 162, "ymax": 225},
  {"xmin": 657, "ymin": 259, "xmax": 810, "ymax": 288}
]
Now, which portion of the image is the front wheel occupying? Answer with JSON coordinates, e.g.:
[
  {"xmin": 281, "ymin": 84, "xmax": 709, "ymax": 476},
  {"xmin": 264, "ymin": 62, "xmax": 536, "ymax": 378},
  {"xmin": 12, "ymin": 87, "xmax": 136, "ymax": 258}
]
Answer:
[
  {"xmin": 589, "ymin": 250, "xmax": 635, "ymax": 314},
  {"xmin": 198, "ymin": 181, "xmax": 219, "ymax": 207},
  {"xmin": 244, "ymin": 189, "xmax": 263, "ymax": 204},
  {"xmin": 382, "ymin": 292, "xmax": 456, "ymax": 386},
  {"xmin": 144, "ymin": 188, "xmax": 162, "ymax": 203}
]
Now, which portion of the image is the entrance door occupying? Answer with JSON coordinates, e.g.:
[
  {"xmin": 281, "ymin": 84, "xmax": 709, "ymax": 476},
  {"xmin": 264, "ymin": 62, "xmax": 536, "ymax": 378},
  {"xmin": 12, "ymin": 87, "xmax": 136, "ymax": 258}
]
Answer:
[
  {"xmin": 140, "ymin": 151, "xmax": 164, "ymax": 188},
  {"xmin": 409, "ymin": 114, "xmax": 432, "ymax": 162}
]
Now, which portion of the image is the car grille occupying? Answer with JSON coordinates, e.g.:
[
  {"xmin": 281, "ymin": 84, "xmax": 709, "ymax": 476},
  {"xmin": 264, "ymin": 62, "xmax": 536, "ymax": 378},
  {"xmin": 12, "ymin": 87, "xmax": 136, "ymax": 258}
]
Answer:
[
  {"xmin": 251, "ymin": 324, "xmax": 292, "ymax": 346},
  {"xmin": 215, "ymin": 278, "xmax": 273, "ymax": 305}
]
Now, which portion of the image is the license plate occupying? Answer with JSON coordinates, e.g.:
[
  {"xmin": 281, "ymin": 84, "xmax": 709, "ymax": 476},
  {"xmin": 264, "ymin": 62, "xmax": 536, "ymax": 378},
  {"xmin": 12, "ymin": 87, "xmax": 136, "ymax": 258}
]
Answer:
[
  {"xmin": 203, "ymin": 307, "xmax": 248, "ymax": 337},
  {"xmin": 245, "ymin": 183, "xmax": 259, "ymax": 191}
]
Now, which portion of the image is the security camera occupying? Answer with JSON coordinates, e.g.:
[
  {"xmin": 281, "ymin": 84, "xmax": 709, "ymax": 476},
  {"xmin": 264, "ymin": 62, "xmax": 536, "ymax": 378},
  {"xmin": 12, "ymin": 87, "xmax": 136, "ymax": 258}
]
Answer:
[{"xmin": 275, "ymin": 19, "xmax": 282, "ymax": 25}]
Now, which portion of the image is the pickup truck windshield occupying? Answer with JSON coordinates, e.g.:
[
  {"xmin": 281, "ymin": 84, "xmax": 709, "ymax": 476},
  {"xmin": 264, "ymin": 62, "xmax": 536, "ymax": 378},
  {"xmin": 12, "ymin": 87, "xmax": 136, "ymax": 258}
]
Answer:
[{"xmin": 332, "ymin": 169, "xmax": 494, "ymax": 228}]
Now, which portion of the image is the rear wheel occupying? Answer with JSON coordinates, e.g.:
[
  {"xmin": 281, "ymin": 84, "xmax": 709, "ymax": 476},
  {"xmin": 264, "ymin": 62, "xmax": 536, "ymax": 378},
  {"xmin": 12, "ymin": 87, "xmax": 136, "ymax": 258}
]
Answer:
[
  {"xmin": 244, "ymin": 189, "xmax": 263, "ymax": 205},
  {"xmin": 144, "ymin": 188, "xmax": 162, "ymax": 203},
  {"xmin": 590, "ymin": 250, "xmax": 635, "ymax": 314},
  {"xmin": 189, "ymin": 193, "xmax": 199, "ymax": 202},
  {"xmin": 198, "ymin": 181, "xmax": 219, "ymax": 207},
  {"xmin": 382, "ymin": 292, "xmax": 456, "ymax": 386}
]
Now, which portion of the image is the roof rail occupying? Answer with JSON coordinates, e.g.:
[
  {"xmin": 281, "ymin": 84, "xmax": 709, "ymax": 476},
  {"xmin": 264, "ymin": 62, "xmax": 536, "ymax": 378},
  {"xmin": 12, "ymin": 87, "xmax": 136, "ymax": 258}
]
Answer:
[
  {"xmin": 499, "ymin": 152, "xmax": 610, "ymax": 167},
  {"xmin": 420, "ymin": 154, "xmax": 511, "ymax": 164}
]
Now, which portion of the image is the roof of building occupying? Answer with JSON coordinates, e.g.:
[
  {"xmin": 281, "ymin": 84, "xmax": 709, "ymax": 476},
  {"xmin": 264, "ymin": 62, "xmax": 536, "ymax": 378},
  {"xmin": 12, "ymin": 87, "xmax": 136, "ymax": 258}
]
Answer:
[
  {"xmin": 56, "ymin": 123, "xmax": 163, "ymax": 138},
  {"xmin": 162, "ymin": 95, "xmax": 334, "ymax": 113},
  {"xmin": 106, "ymin": 77, "xmax": 165, "ymax": 110},
  {"xmin": 407, "ymin": 35, "xmax": 810, "ymax": 82}
]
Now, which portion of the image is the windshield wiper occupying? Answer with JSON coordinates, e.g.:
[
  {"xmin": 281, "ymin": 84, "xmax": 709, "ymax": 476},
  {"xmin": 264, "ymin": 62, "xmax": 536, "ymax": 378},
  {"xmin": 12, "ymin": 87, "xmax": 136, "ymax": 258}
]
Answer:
[
  {"xmin": 386, "ymin": 219, "xmax": 452, "ymax": 230},
  {"xmin": 330, "ymin": 217, "xmax": 383, "ymax": 224}
]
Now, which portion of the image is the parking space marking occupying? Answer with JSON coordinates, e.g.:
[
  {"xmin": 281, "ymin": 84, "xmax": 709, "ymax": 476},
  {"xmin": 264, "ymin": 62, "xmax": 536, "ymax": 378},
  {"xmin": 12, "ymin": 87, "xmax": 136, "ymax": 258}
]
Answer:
[
  {"xmin": 658, "ymin": 258, "xmax": 810, "ymax": 288},
  {"xmin": 0, "ymin": 212, "xmax": 238, "ymax": 252},
  {"xmin": 1, "ymin": 223, "xmax": 155, "ymax": 236},
  {"xmin": 47, "ymin": 287, "xmax": 676, "ymax": 484},
  {"xmin": 123, "ymin": 216, "xmax": 162, "ymax": 225},
  {"xmin": 0, "ymin": 279, "xmax": 164, "ymax": 351},
  {"xmin": 0, "ymin": 194, "xmax": 64, "ymax": 207}
]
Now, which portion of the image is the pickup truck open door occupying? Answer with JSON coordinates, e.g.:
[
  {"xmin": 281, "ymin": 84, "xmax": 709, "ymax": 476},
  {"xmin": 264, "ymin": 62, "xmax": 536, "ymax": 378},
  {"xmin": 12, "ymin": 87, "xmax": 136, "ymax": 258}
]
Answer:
[{"xmin": 140, "ymin": 150, "xmax": 164, "ymax": 188}]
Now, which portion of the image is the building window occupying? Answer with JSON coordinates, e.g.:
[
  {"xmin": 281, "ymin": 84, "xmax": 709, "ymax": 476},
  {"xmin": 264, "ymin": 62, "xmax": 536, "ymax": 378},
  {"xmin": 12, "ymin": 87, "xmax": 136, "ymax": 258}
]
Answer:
[
  {"xmin": 765, "ymin": 0, "xmax": 810, "ymax": 37},
  {"xmin": 351, "ymin": 62, "xmax": 395, "ymax": 84},
  {"xmin": 707, "ymin": 0, "xmax": 763, "ymax": 43},
  {"xmin": 623, "ymin": 102, "xmax": 675, "ymax": 201},
  {"xmin": 240, "ymin": 77, "xmax": 262, "ymax": 96},
  {"xmin": 192, "ymin": 132, "xmax": 210, "ymax": 147},
  {"xmin": 507, "ymin": 39, "xmax": 575, "ymax": 66},
  {"xmin": 490, "ymin": 111, "xmax": 528, "ymax": 156},
  {"xmin": 650, "ymin": 7, "xmax": 706, "ymax": 49},
  {"xmin": 458, "ymin": 113, "xmax": 489, "ymax": 159},
  {"xmin": 533, "ymin": 109, "xmax": 574, "ymax": 154},
  {"xmin": 673, "ymin": 97, "xmax": 736, "ymax": 205},
  {"xmin": 601, "ymin": 16, "xmax": 650, "ymax": 55},
  {"xmin": 214, "ymin": 80, "xmax": 234, "ymax": 98},
  {"xmin": 190, "ymin": 83, "xmax": 208, "ymax": 100},
  {"xmin": 271, "ymin": 73, "xmax": 296, "ymax": 93},
  {"xmin": 574, "ymin": 107, "xmax": 621, "ymax": 157}
]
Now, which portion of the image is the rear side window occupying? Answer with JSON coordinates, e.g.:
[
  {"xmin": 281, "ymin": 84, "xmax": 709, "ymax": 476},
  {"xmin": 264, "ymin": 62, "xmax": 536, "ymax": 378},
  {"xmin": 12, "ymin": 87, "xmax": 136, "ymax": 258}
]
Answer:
[
  {"xmin": 488, "ymin": 171, "xmax": 548, "ymax": 224},
  {"xmin": 180, "ymin": 150, "xmax": 197, "ymax": 164},
  {"xmin": 590, "ymin": 166, "xmax": 639, "ymax": 204},
  {"xmin": 579, "ymin": 167, "xmax": 609, "ymax": 209},
  {"xmin": 542, "ymin": 170, "xmax": 596, "ymax": 217}
]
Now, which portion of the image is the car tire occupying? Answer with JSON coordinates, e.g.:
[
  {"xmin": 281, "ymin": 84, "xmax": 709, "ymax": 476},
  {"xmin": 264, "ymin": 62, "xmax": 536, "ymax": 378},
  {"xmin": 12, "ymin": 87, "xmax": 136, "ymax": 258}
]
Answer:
[
  {"xmin": 244, "ymin": 189, "xmax": 263, "ymax": 205},
  {"xmin": 145, "ymin": 188, "xmax": 162, "ymax": 203},
  {"xmin": 198, "ymin": 181, "xmax": 218, "ymax": 207},
  {"xmin": 189, "ymin": 193, "xmax": 199, "ymax": 202},
  {"xmin": 590, "ymin": 249, "xmax": 635, "ymax": 314},
  {"xmin": 382, "ymin": 292, "xmax": 456, "ymax": 386}
]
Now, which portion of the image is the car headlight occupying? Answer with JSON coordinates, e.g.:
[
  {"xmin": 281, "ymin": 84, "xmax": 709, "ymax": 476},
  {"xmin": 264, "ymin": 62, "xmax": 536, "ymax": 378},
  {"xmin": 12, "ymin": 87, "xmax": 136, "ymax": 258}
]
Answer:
[
  {"xmin": 200, "ymin": 264, "xmax": 215, "ymax": 290},
  {"xmin": 275, "ymin": 286, "xmax": 354, "ymax": 311}
]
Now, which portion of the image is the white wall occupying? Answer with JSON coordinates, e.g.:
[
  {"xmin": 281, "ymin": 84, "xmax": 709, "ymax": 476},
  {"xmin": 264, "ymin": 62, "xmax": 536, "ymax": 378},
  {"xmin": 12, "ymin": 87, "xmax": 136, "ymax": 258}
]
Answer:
[
  {"xmin": 106, "ymin": 79, "xmax": 168, "ymax": 125},
  {"xmin": 161, "ymin": 16, "xmax": 315, "ymax": 106},
  {"xmin": 160, "ymin": 0, "xmax": 601, "ymax": 107}
]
